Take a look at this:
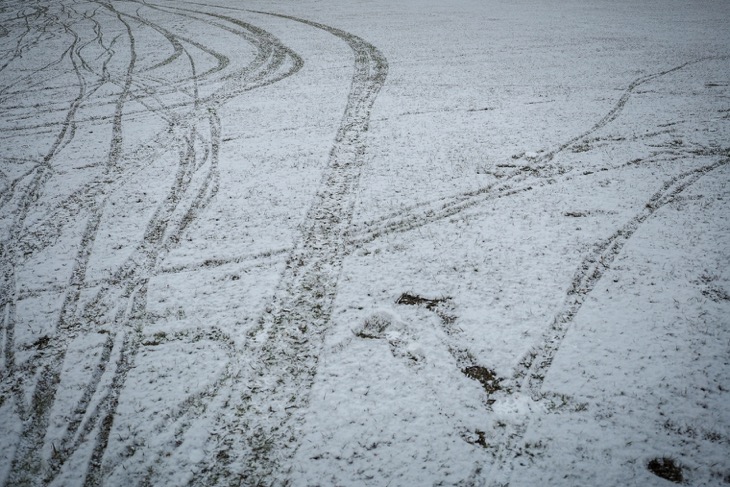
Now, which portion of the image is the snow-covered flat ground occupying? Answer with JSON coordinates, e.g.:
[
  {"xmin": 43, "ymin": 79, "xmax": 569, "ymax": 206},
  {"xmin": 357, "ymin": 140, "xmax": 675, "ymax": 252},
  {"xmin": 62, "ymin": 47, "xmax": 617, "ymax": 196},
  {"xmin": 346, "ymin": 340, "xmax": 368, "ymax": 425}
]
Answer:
[{"xmin": 1, "ymin": 0, "xmax": 729, "ymax": 485}]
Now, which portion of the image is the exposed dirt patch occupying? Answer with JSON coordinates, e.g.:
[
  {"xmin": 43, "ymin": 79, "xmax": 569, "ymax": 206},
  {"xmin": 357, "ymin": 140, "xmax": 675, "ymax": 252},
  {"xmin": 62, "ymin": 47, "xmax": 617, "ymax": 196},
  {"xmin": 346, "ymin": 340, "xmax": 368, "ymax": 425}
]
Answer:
[
  {"xmin": 702, "ymin": 286, "xmax": 730, "ymax": 302},
  {"xmin": 396, "ymin": 292, "xmax": 448, "ymax": 310},
  {"xmin": 648, "ymin": 457, "xmax": 684, "ymax": 483},
  {"xmin": 396, "ymin": 292, "xmax": 455, "ymax": 323},
  {"xmin": 462, "ymin": 429, "xmax": 489, "ymax": 449},
  {"xmin": 462, "ymin": 365, "xmax": 502, "ymax": 395},
  {"xmin": 31, "ymin": 335, "xmax": 51, "ymax": 350}
]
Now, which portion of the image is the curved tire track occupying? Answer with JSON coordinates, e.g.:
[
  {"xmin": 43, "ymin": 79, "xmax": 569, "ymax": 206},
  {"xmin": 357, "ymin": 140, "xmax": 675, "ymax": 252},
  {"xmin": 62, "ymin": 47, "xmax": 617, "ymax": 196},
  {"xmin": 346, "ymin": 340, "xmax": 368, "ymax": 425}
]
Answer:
[
  {"xmin": 344, "ymin": 56, "xmax": 729, "ymax": 251},
  {"xmin": 4, "ymin": 2, "xmax": 141, "ymax": 482},
  {"xmin": 485, "ymin": 156, "xmax": 730, "ymax": 486},
  {"xmin": 190, "ymin": 12, "xmax": 388, "ymax": 485},
  {"xmin": 2, "ymin": 3, "xmax": 302, "ymax": 485}
]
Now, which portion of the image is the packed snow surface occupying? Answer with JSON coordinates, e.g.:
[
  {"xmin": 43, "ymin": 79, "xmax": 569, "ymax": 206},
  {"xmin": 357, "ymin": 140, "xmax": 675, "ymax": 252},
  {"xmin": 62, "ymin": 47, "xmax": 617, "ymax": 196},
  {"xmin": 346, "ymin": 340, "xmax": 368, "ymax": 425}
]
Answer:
[{"xmin": 1, "ymin": 0, "xmax": 729, "ymax": 485}]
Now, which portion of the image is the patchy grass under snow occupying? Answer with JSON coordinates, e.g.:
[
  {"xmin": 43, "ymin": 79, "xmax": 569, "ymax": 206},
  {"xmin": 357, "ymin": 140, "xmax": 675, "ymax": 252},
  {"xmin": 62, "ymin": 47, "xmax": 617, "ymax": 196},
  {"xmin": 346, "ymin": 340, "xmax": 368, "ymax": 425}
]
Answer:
[{"xmin": 1, "ymin": 0, "xmax": 729, "ymax": 485}]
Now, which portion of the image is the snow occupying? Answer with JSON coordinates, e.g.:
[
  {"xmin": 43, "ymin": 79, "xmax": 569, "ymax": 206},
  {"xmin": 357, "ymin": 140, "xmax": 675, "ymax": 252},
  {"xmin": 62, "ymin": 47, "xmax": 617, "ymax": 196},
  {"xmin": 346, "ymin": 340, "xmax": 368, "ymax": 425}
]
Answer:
[{"xmin": 1, "ymin": 0, "xmax": 729, "ymax": 485}]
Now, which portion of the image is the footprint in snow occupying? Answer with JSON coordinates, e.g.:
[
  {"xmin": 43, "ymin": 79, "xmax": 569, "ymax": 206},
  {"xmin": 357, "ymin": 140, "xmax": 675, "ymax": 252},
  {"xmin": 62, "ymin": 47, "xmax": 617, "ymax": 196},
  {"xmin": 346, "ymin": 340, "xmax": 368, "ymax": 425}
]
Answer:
[{"xmin": 353, "ymin": 310, "xmax": 425, "ymax": 363}]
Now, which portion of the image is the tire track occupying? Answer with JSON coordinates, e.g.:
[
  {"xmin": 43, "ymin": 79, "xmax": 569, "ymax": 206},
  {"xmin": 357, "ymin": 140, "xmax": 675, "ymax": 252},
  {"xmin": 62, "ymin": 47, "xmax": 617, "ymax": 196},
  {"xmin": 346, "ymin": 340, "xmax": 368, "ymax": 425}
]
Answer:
[
  {"xmin": 47, "ymin": 11, "xmax": 304, "ymax": 464},
  {"xmin": 344, "ymin": 56, "xmax": 729, "ymax": 251},
  {"xmin": 6, "ymin": 4, "xmax": 717, "ymax": 486},
  {"xmin": 79, "ymin": 4, "xmax": 212, "ymax": 125},
  {"xmin": 41, "ymin": 118, "xmax": 214, "ymax": 484},
  {"xmin": 1, "ymin": 4, "xmax": 195, "ymax": 135},
  {"xmin": 157, "ymin": 246, "xmax": 290, "ymax": 275},
  {"xmin": 73, "ymin": 87, "xmax": 257, "ymax": 487},
  {"xmin": 0, "ymin": 7, "xmax": 112, "ymax": 216},
  {"xmin": 485, "ymin": 156, "xmax": 730, "ymax": 486},
  {"xmin": 26, "ymin": 124, "xmax": 206, "ymax": 484},
  {"xmin": 46, "ymin": 4, "xmax": 303, "ymax": 477},
  {"xmin": 4, "ymin": 3, "xmax": 142, "ymax": 483},
  {"xmin": 4, "ymin": 101, "xmax": 99, "ymax": 487},
  {"xmin": 0, "ymin": 6, "xmax": 49, "ymax": 76},
  {"xmin": 3, "ymin": 0, "xmax": 301, "ymax": 295},
  {"xmin": 0, "ymin": 8, "xmax": 76, "ymax": 104},
  {"xmin": 97, "ymin": 1, "xmax": 137, "ymax": 173},
  {"xmin": 3, "ymin": 1, "xmax": 229, "ymax": 269},
  {"xmin": 70, "ymin": 3, "xmax": 191, "ymax": 128},
  {"xmin": 146, "ymin": 3, "xmax": 304, "ymax": 102},
  {"xmin": 190, "ymin": 12, "xmax": 388, "ymax": 485},
  {"xmin": 145, "ymin": 144, "xmax": 675, "ymax": 278},
  {"xmin": 533, "ymin": 58, "xmax": 723, "ymax": 165},
  {"xmin": 1, "ymin": 5, "xmax": 90, "ymax": 389},
  {"xmin": 514, "ymin": 157, "xmax": 730, "ymax": 397},
  {"xmin": 2, "ymin": 3, "xmax": 305, "ymax": 484},
  {"xmin": 0, "ymin": 2, "xmax": 302, "ymax": 136}
]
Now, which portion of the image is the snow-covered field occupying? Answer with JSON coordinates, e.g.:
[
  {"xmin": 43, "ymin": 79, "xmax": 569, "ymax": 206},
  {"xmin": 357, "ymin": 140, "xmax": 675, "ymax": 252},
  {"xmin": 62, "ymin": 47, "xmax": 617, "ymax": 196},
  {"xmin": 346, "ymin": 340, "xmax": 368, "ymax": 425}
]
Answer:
[{"xmin": 1, "ymin": 0, "xmax": 729, "ymax": 485}]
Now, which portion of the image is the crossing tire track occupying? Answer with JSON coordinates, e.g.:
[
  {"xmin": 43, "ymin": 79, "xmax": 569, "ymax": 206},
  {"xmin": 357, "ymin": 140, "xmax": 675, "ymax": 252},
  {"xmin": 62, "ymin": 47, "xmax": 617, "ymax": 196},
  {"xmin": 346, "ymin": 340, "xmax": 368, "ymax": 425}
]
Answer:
[
  {"xmin": 485, "ymin": 156, "xmax": 730, "ymax": 486},
  {"xmin": 514, "ymin": 157, "xmax": 730, "ymax": 398},
  {"xmin": 66, "ymin": 110, "xmax": 225, "ymax": 486},
  {"xmin": 2, "ymin": 3, "xmax": 305, "ymax": 485},
  {"xmin": 6, "ymin": 4, "xmax": 721, "ymax": 486},
  {"xmin": 143, "ymin": 3, "xmax": 305, "ymax": 102},
  {"xmin": 0, "ymin": 6, "xmax": 54, "ymax": 77},
  {"xmin": 37, "ymin": 118, "xmax": 210, "ymax": 484},
  {"xmin": 344, "ymin": 57, "xmax": 729, "ymax": 251},
  {"xmin": 534, "ymin": 56, "xmax": 729, "ymax": 166},
  {"xmin": 0, "ymin": 9, "xmax": 77, "ymax": 104},
  {"xmin": 1, "ymin": 5, "xmax": 90, "ymax": 406},
  {"xmin": 4, "ymin": 2, "xmax": 142, "ymax": 482},
  {"xmin": 189, "ymin": 12, "xmax": 388, "ymax": 485}
]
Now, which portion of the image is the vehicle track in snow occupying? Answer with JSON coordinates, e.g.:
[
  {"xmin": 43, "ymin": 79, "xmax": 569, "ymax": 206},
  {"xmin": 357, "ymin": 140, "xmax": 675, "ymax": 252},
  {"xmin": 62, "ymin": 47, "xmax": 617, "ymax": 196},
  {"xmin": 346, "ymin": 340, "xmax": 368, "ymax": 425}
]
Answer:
[
  {"xmin": 344, "ymin": 56, "xmax": 729, "ymax": 251},
  {"xmin": 2, "ymin": 3, "xmax": 726, "ymax": 485},
  {"xmin": 56, "ymin": 10, "xmax": 299, "ymax": 485},
  {"xmin": 512, "ymin": 154, "xmax": 730, "ymax": 400},
  {"xmin": 84, "ymin": 2, "xmax": 305, "ymax": 481},
  {"xmin": 187, "ymin": 11, "xmax": 388, "ymax": 485},
  {"xmin": 2, "ymin": 1, "xmax": 94, "ymax": 399},
  {"xmin": 3, "ymin": 1, "xmax": 302, "ymax": 270},
  {"xmin": 4, "ymin": 2, "xmax": 146, "ymax": 483},
  {"xmin": 21, "ymin": 22, "xmax": 715, "ymax": 286},
  {"xmin": 0, "ymin": 1, "xmax": 302, "ymax": 138},
  {"xmin": 485, "ymin": 155, "xmax": 730, "ymax": 486},
  {"xmin": 1, "ymin": 2, "xmax": 302, "ymax": 485}
]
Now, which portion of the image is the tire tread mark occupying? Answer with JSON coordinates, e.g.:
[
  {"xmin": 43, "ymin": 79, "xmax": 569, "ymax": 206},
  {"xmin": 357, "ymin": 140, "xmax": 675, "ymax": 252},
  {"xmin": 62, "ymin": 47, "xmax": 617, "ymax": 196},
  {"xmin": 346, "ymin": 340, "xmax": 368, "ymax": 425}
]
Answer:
[
  {"xmin": 190, "ymin": 12, "xmax": 387, "ymax": 485},
  {"xmin": 486, "ymin": 156, "xmax": 730, "ymax": 486},
  {"xmin": 26, "ymin": 6, "xmax": 304, "ymax": 483},
  {"xmin": 4, "ymin": 3, "xmax": 140, "ymax": 482},
  {"xmin": 1, "ymin": 8, "xmax": 89, "ymax": 447},
  {"xmin": 344, "ymin": 57, "xmax": 729, "ymax": 249}
]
